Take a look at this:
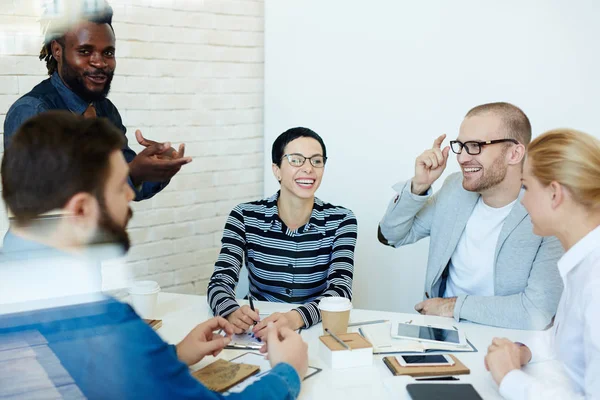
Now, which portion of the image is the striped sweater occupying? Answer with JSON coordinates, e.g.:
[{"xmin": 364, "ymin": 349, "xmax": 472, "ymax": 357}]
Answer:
[{"xmin": 207, "ymin": 191, "xmax": 358, "ymax": 328}]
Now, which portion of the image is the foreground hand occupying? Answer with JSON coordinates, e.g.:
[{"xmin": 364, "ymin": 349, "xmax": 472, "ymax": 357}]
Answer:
[
  {"xmin": 129, "ymin": 130, "xmax": 192, "ymax": 185},
  {"xmin": 253, "ymin": 310, "xmax": 304, "ymax": 341},
  {"xmin": 259, "ymin": 322, "xmax": 308, "ymax": 380},
  {"xmin": 176, "ymin": 317, "xmax": 234, "ymax": 366},
  {"xmin": 226, "ymin": 305, "xmax": 260, "ymax": 334},
  {"xmin": 484, "ymin": 338, "xmax": 523, "ymax": 385},
  {"xmin": 411, "ymin": 134, "xmax": 451, "ymax": 195},
  {"xmin": 414, "ymin": 297, "xmax": 456, "ymax": 317}
]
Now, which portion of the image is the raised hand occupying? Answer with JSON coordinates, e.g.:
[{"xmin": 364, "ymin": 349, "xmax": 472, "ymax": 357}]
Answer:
[
  {"xmin": 135, "ymin": 130, "xmax": 185, "ymax": 160},
  {"xmin": 129, "ymin": 129, "xmax": 192, "ymax": 185},
  {"xmin": 411, "ymin": 134, "xmax": 451, "ymax": 195}
]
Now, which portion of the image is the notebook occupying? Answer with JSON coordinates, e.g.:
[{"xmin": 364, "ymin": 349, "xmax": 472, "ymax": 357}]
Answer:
[
  {"xmin": 382, "ymin": 355, "xmax": 470, "ymax": 378},
  {"xmin": 191, "ymin": 359, "xmax": 260, "ymax": 392},
  {"xmin": 359, "ymin": 322, "xmax": 476, "ymax": 354},
  {"xmin": 406, "ymin": 383, "xmax": 483, "ymax": 400}
]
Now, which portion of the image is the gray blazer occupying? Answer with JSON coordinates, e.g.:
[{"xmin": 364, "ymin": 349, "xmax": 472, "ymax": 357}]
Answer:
[{"xmin": 379, "ymin": 172, "xmax": 564, "ymax": 330}]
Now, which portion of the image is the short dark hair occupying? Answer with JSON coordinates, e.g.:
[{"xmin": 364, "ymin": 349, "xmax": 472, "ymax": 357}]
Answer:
[
  {"xmin": 271, "ymin": 127, "xmax": 327, "ymax": 167},
  {"xmin": 1, "ymin": 111, "xmax": 125, "ymax": 225},
  {"xmin": 465, "ymin": 102, "xmax": 532, "ymax": 145},
  {"xmin": 40, "ymin": 1, "xmax": 114, "ymax": 75}
]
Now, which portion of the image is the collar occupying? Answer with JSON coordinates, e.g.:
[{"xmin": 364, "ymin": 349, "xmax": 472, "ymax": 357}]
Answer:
[
  {"xmin": 263, "ymin": 191, "xmax": 327, "ymax": 235},
  {"xmin": 50, "ymin": 72, "xmax": 92, "ymax": 115},
  {"xmin": 557, "ymin": 224, "xmax": 600, "ymax": 279},
  {"xmin": 3, "ymin": 229, "xmax": 56, "ymax": 254}
]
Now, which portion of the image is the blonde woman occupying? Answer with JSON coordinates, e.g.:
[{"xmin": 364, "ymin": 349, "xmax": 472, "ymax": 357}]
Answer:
[{"xmin": 485, "ymin": 129, "xmax": 600, "ymax": 398}]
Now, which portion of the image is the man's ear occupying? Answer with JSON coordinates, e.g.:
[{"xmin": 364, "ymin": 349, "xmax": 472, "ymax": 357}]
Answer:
[
  {"xmin": 51, "ymin": 39, "xmax": 63, "ymax": 63},
  {"xmin": 63, "ymin": 192, "xmax": 100, "ymax": 229},
  {"xmin": 272, "ymin": 163, "xmax": 281, "ymax": 183},
  {"xmin": 508, "ymin": 143, "xmax": 526, "ymax": 165}
]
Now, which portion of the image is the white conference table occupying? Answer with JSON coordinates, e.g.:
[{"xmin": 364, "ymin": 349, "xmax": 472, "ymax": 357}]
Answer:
[{"xmin": 147, "ymin": 292, "xmax": 563, "ymax": 400}]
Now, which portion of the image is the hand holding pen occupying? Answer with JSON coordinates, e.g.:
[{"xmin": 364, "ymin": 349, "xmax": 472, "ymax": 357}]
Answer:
[{"xmin": 225, "ymin": 297, "xmax": 261, "ymax": 334}]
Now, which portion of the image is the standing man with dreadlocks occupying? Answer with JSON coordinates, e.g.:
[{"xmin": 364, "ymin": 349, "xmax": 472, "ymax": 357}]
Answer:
[{"xmin": 3, "ymin": 3, "xmax": 191, "ymax": 201}]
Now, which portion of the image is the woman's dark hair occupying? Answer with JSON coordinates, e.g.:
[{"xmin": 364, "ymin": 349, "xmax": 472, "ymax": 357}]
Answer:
[
  {"xmin": 271, "ymin": 127, "xmax": 327, "ymax": 167},
  {"xmin": 40, "ymin": 2, "xmax": 114, "ymax": 75},
  {"xmin": 2, "ymin": 111, "xmax": 125, "ymax": 226}
]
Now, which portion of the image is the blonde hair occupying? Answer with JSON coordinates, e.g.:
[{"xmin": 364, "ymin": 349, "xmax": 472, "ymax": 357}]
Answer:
[{"xmin": 528, "ymin": 128, "xmax": 600, "ymax": 210}]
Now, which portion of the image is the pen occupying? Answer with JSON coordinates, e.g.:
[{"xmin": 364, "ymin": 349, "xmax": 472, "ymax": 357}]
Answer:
[
  {"xmin": 415, "ymin": 376, "xmax": 459, "ymax": 381},
  {"xmin": 425, "ymin": 292, "xmax": 430, "ymax": 299},
  {"xmin": 249, "ymin": 295, "xmax": 257, "ymax": 326},
  {"xmin": 325, "ymin": 328, "xmax": 351, "ymax": 351},
  {"xmin": 348, "ymin": 319, "xmax": 389, "ymax": 327}
]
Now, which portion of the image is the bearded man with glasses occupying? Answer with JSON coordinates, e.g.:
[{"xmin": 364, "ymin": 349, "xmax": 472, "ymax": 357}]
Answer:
[
  {"xmin": 378, "ymin": 102, "xmax": 563, "ymax": 330},
  {"xmin": 208, "ymin": 127, "xmax": 357, "ymax": 339}
]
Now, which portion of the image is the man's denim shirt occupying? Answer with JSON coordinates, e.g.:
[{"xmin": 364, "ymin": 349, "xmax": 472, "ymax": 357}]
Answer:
[{"xmin": 3, "ymin": 72, "xmax": 167, "ymax": 201}]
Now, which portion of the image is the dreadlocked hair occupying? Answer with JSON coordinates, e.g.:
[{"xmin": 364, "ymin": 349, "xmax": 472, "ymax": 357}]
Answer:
[
  {"xmin": 40, "ymin": 0, "xmax": 114, "ymax": 76},
  {"xmin": 39, "ymin": 37, "xmax": 64, "ymax": 76}
]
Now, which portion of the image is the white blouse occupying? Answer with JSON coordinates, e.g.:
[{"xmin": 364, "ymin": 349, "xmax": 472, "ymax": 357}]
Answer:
[{"xmin": 500, "ymin": 225, "xmax": 600, "ymax": 399}]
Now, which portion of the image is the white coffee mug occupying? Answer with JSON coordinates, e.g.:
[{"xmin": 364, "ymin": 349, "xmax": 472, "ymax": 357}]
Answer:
[{"xmin": 128, "ymin": 280, "xmax": 160, "ymax": 318}]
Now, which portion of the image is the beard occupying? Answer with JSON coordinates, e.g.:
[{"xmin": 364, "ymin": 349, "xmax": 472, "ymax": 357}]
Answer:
[
  {"xmin": 60, "ymin": 59, "xmax": 114, "ymax": 103},
  {"xmin": 462, "ymin": 146, "xmax": 510, "ymax": 193},
  {"xmin": 91, "ymin": 205, "xmax": 133, "ymax": 255}
]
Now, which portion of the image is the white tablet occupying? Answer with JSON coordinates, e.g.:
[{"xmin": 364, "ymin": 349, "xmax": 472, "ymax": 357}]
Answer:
[{"xmin": 391, "ymin": 323, "xmax": 466, "ymax": 346}]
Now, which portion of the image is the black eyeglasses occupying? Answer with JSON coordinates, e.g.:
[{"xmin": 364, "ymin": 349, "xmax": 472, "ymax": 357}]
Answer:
[
  {"xmin": 282, "ymin": 153, "xmax": 327, "ymax": 168},
  {"xmin": 449, "ymin": 139, "xmax": 519, "ymax": 155}
]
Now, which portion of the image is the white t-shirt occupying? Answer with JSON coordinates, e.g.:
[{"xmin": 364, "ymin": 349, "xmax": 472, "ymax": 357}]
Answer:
[{"xmin": 444, "ymin": 197, "xmax": 517, "ymax": 298}]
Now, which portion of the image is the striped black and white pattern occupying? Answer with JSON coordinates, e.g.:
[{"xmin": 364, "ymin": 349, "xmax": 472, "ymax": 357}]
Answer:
[{"xmin": 207, "ymin": 191, "xmax": 357, "ymax": 328}]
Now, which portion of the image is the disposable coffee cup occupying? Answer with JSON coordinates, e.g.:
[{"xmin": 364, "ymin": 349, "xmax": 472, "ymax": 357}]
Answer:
[
  {"xmin": 319, "ymin": 297, "xmax": 352, "ymax": 335},
  {"xmin": 128, "ymin": 280, "xmax": 160, "ymax": 318}
]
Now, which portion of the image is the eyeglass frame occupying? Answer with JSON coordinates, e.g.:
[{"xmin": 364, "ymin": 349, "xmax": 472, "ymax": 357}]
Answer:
[
  {"xmin": 281, "ymin": 153, "xmax": 328, "ymax": 168},
  {"xmin": 449, "ymin": 138, "xmax": 519, "ymax": 155}
]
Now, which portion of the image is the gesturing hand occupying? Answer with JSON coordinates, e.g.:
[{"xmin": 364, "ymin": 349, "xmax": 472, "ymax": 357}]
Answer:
[
  {"xmin": 411, "ymin": 134, "xmax": 451, "ymax": 195},
  {"xmin": 175, "ymin": 317, "xmax": 234, "ymax": 366},
  {"xmin": 129, "ymin": 130, "xmax": 192, "ymax": 185},
  {"xmin": 259, "ymin": 322, "xmax": 308, "ymax": 381}
]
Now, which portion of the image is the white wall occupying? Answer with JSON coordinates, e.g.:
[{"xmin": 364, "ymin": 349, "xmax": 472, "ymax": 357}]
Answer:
[
  {"xmin": 0, "ymin": 0, "xmax": 264, "ymax": 295},
  {"xmin": 264, "ymin": 0, "xmax": 600, "ymax": 312}
]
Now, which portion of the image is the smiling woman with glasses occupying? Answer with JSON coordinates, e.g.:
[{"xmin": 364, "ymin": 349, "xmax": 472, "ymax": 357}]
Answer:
[{"xmin": 207, "ymin": 127, "xmax": 357, "ymax": 340}]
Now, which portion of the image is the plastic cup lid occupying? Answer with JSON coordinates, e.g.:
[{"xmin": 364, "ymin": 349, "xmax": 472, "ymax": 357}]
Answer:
[
  {"xmin": 318, "ymin": 297, "xmax": 352, "ymax": 312},
  {"xmin": 128, "ymin": 280, "xmax": 161, "ymax": 295}
]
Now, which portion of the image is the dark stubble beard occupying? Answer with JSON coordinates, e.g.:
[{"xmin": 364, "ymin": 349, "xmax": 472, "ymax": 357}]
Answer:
[
  {"xmin": 91, "ymin": 204, "xmax": 133, "ymax": 255},
  {"xmin": 60, "ymin": 58, "xmax": 114, "ymax": 103},
  {"xmin": 464, "ymin": 146, "xmax": 510, "ymax": 193}
]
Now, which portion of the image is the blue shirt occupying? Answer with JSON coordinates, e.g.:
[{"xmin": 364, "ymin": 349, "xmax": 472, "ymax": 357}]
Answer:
[
  {"xmin": 3, "ymin": 73, "xmax": 166, "ymax": 201},
  {"xmin": 0, "ymin": 234, "xmax": 301, "ymax": 399}
]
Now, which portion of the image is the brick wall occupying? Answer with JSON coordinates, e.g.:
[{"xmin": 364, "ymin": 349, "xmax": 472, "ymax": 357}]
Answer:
[{"xmin": 0, "ymin": 0, "xmax": 264, "ymax": 295}]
